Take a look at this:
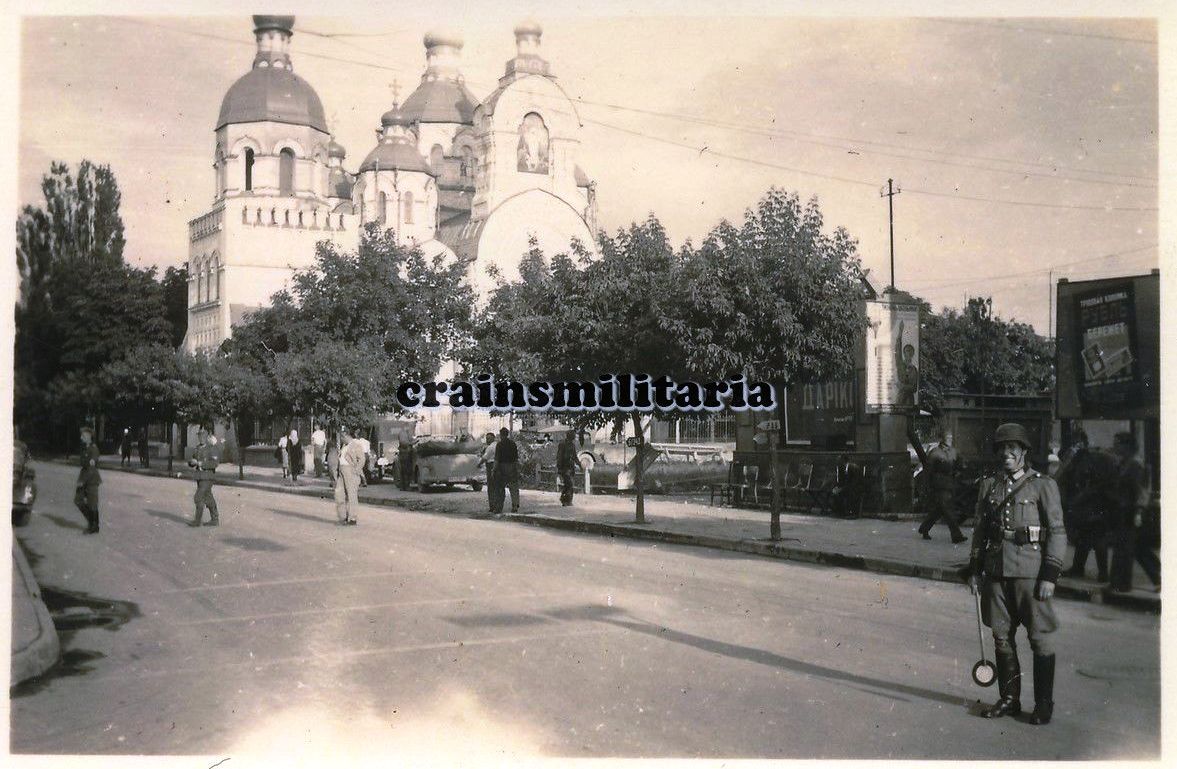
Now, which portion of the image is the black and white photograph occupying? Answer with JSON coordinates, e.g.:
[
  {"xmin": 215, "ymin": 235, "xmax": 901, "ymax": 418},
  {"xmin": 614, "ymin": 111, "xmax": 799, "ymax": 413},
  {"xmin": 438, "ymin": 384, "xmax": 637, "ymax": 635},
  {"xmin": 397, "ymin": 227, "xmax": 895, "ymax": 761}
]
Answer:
[{"xmin": 5, "ymin": 1, "xmax": 1169, "ymax": 766}]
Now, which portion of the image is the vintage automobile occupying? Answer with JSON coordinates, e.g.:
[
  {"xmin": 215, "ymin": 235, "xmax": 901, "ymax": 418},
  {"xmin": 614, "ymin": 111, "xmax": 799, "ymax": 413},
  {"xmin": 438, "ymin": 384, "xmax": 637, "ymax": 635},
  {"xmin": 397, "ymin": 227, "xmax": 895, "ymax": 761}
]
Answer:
[
  {"xmin": 13, "ymin": 439, "xmax": 37, "ymax": 527},
  {"xmin": 404, "ymin": 435, "xmax": 484, "ymax": 492}
]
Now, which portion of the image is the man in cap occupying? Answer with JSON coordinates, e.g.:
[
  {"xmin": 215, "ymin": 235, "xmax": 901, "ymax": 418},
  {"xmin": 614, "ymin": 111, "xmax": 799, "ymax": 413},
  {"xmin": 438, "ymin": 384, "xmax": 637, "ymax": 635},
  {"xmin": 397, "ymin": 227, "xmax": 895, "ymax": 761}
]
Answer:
[
  {"xmin": 187, "ymin": 427, "xmax": 220, "ymax": 527},
  {"xmin": 75, "ymin": 426, "xmax": 102, "ymax": 534},
  {"xmin": 917, "ymin": 428, "xmax": 968, "ymax": 543},
  {"xmin": 968, "ymin": 422, "xmax": 1066, "ymax": 725}
]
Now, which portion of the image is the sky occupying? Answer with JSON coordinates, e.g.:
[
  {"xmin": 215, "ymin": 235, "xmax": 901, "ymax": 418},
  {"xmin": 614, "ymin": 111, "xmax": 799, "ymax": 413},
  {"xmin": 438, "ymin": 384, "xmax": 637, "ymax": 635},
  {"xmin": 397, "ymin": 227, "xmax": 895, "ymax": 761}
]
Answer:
[{"xmin": 12, "ymin": 1, "xmax": 1165, "ymax": 335}]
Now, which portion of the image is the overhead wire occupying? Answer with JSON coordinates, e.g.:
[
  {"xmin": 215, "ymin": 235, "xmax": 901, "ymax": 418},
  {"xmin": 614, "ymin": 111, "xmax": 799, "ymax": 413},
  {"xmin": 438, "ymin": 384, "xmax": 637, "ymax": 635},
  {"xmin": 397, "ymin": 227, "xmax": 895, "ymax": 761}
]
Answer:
[{"xmin": 107, "ymin": 17, "xmax": 1158, "ymax": 214}]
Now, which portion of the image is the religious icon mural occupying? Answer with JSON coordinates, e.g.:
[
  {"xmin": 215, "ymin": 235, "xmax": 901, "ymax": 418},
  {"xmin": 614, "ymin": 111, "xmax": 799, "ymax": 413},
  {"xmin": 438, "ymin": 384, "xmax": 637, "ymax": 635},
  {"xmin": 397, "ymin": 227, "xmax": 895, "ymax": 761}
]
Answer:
[{"xmin": 517, "ymin": 112, "xmax": 550, "ymax": 174}]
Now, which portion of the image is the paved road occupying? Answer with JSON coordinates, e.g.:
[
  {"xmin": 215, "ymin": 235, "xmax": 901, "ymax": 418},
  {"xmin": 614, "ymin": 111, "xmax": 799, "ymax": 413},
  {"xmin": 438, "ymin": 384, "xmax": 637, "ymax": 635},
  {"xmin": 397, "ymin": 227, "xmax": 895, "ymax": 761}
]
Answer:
[{"xmin": 11, "ymin": 462, "xmax": 1160, "ymax": 760}]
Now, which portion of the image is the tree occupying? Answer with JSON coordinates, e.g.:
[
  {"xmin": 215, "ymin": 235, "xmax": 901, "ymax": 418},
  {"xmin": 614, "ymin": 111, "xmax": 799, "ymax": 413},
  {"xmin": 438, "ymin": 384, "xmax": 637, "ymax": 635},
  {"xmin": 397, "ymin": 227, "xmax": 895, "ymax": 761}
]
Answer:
[
  {"xmin": 100, "ymin": 343, "xmax": 188, "ymax": 470},
  {"xmin": 226, "ymin": 224, "xmax": 474, "ymax": 431},
  {"xmin": 161, "ymin": 265, "xmax": 190, "ymax": 348},
  {"xmin": 918, "ymin": 296, "xmax": 1055, "ymax": 405}
]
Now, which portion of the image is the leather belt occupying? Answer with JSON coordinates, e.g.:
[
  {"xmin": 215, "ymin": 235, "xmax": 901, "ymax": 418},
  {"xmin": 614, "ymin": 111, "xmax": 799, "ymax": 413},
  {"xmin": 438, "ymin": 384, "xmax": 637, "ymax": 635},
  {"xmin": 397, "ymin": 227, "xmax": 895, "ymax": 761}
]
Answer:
[{"xmin": 1001, "ymin": 525, "xmax": 1043, "ymax": 544}]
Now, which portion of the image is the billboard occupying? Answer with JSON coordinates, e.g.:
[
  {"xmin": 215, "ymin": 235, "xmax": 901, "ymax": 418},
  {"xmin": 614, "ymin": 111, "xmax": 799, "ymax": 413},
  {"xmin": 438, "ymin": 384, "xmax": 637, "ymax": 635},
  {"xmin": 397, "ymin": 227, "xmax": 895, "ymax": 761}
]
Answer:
[
  {"xmin": 865, "ymin": 295, "xmax": 920, "ymax": 413},
  {"xmin": 1056, "ymin": 272, "xmax": 1159, "ymax": 420},
  {"xmin": 784, "ymin": 378, "xmax": 857, "ymax": 446}
]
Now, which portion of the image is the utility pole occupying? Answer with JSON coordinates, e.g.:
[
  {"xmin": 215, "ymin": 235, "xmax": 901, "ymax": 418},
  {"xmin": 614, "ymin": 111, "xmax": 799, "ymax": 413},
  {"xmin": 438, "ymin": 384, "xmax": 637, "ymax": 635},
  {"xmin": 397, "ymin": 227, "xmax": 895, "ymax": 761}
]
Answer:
[{"xmin": 880, "ymin": 179, "xmax": 901, "ymax": 289}]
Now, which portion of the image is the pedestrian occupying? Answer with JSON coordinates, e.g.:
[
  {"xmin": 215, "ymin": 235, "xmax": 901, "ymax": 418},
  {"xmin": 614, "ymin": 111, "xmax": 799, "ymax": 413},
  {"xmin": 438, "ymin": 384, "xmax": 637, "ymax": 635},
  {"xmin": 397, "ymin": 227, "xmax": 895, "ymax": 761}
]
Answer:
[
  {"xmin": 187, "ymin": 427, "xmax": 220, "ymax": 527},
  {"xmin": 397, "ymin": 431, "xmax": 414, "ymax": 491},
  {"xmin": 119, "ymin": 427, "xmax": 133, "ymax": 467},
  {"xmin": 288, "ymin": 429, "xmax": 304, "ymax": 484},
  {"xmin": 918, "ymin": 429, "xmax": 968, "ymax": 543},
  {"xmin": 477, "ymin": 432, "xmax": 498, "ymax": 513},
  {"xmin": 312, "ymin": 423, "xmax": 327, "ymax": 478},
  {"xmin": 138, "ymin": 428, "xmax": 150, "ymax": 468},
  {"xmin": 494, "ymin": 427, "xmax": 520, "ymax": 514},
  {"xmin": 968, "ymin": 422, "xmax": 1066, "ymax": 726},
  {"xmin": 556, "ymin": 430, "xmax": 582, "ymax": 507},
  {"xmin": 1108, "ymin": 432, "xmax": 1160, "ymax": 593},
  {"xmin": 74, "ymin": 426, "xmax": 102, "ymax": 534},
  {"xmin": 1059, "ymin": 429, "xmax": 1113, "ymax": 582},
  {"xmin": 278, "ymin": 433, "xmax": 289, "ymax": 479},
  {"xmin": 335, "ymin": 426, "xmax": 365, "ymax": 525},
  {"xmin": 358, "ymin": 432, "xmax": 371, "ymax": 487},
  {"xmin": 830, "ymin": 453, "xmax": 864, "ymax": 519},
  {"xmin": 325, "ymin": 431, "xmax": 341, "ymax": 490}
]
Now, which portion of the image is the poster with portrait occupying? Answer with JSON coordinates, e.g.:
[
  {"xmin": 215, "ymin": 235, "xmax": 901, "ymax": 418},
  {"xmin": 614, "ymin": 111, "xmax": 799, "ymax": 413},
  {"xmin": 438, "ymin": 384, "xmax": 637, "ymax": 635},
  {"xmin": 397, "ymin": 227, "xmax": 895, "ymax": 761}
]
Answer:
[
  {"xmin": 516, "ymin": 112, "xmax": 550, "ymax": 174},
  {"xmin": 865, "ymin": 297, "xmax": 920, "ymax": 413}
]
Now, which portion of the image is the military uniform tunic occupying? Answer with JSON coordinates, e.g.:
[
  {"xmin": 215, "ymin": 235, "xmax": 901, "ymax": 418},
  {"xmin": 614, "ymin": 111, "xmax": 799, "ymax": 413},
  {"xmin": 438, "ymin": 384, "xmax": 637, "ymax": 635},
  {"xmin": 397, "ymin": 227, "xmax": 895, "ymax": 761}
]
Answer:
[
  {"xmin": 971, "ymin": 468, "xmax": 1067, "ymax": 655},
  {"xmin": 190, "ymin": 443, "xmax": 220, "ymax": 524}
]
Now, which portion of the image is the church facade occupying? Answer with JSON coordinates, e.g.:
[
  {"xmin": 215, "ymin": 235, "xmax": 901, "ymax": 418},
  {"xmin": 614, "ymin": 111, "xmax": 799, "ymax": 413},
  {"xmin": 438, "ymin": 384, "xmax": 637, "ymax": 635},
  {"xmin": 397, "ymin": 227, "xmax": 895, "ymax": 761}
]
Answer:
[{"xmin": 185, "ymin": 15, "xmax": 599, "ymax": 353}]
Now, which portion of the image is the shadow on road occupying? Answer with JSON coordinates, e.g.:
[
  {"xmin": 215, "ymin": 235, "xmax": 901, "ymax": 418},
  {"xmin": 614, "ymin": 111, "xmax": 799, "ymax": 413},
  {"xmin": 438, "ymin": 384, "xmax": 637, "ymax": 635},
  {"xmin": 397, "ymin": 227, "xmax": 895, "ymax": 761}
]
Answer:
[
  {"xmin": 40, "ymin": 513, "xmax": 86, "ymax": 531},
  {"xmin": 144, "ymin": 509, "xmax": 192, "ymax": 526},
  {"xmin": 267, "ymin": 506, "xmax": 340, "ymax": 527},
  {"xmin": 444, "ymin": 612, "xmax": 552, "ymax": 628},
  {"xmin": 547, "ymin": 605, "xmax": 970, "ymax": 710},
  {"xmin": 221, "ymin": 536, "xmax": 288, "ymax": 552}
]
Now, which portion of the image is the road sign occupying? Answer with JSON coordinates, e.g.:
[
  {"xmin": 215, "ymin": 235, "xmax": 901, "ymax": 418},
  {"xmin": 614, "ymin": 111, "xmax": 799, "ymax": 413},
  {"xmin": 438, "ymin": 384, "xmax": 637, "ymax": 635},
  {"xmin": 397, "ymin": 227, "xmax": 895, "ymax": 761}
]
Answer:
[
  {"xmin": 625, "ymin": 436, "xmax": 639, "ymax": 448},
  {"xmin": 757, "ymin": 420, "xmax": 781, "ymax": 432}
]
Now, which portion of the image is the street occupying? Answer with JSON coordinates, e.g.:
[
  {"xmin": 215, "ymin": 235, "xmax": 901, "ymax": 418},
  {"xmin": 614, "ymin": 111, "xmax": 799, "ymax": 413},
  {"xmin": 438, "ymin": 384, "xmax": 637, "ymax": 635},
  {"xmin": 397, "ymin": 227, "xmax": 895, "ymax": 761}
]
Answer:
[{"xmin": 11, "ymin": 462, "xmax": 1160, "ymax": 760}]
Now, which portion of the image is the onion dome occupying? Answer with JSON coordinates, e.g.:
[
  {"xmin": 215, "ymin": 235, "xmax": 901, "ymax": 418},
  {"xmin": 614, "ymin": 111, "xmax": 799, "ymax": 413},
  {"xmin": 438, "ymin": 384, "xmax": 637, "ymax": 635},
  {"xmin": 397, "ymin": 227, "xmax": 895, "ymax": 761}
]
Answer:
[
  {"xmin": 217, "ymin": 16, "xmax": 328, "ymax": 133},
  {"xmin": 328, "ymin": 138, "xmax": 347, "ymax": 159},
  {"xmin": 380, "ymin": 106, "xmax": 412, "ymax": 128},
  {"xmin": 424, "ymin": 29, "xmax": 464, "ymax": 49},
  {"xmin": 359, "ymin": 139, "xmax": 434, "ymax": 176},
  {"xmin": 253, "ymin": 15, "xmax": 295, "ymax": 35},
  {"xmin": 399, "ymin": 29, "xmax": 479, "ymax": 125},
  {"xmin": 514, "ymin": 19, "xmax": 543, "ymax": 37}
]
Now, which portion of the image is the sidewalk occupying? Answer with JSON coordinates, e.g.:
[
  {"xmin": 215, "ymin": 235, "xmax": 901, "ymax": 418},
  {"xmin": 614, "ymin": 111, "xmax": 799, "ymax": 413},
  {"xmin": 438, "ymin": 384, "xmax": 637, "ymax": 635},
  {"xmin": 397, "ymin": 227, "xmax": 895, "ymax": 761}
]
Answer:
[{"xmin": 68, "ymin": 457, "xmax": 1161, "ymax": 613}]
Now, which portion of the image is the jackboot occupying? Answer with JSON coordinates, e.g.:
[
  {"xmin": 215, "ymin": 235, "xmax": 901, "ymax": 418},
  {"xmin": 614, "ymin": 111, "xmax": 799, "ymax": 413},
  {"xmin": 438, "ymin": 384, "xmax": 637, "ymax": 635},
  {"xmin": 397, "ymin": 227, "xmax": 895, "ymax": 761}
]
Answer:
[
  {"xmin": 981, "ymin": 649, "xmax": 1022, "ymax": 718},
  {"xmin": 1028, "ymin": 654, "xmax": 1055, "ymax": 725}
]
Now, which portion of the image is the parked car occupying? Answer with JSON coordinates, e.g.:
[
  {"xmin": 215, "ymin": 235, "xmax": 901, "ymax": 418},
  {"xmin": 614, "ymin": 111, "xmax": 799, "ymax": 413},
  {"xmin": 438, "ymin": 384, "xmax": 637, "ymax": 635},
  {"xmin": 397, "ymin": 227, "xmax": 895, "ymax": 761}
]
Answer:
[
  {"xmin": 403, "ymin": 435, "xmax": 483, "ymax": 492},
  {"xmin": 12, "ymin": 439, "xmax": 37, "ymax": 526}
]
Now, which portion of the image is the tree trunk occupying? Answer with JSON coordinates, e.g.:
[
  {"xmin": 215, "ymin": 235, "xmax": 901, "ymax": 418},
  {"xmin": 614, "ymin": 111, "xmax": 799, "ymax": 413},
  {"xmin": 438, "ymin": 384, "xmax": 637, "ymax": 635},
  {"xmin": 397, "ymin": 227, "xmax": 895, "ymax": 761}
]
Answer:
[
  {"xmin": 632, "ymin": 412, "xmax": 645, "ymax": 524},
  {"xmin": 234, "ymin": 416, "xmax": 245, "ymax": 480},
  {"xmin": 167, "ymin": 418, "xmax": 174, "ymax": 474}
]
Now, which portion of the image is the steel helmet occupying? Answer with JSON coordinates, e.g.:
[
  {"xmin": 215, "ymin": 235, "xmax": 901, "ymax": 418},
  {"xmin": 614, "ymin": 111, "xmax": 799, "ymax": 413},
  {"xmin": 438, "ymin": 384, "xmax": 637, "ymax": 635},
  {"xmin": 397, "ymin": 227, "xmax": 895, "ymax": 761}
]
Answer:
[{"xmin": 993, "ymin": 423, "xmax": 1032, "ymax": 451}]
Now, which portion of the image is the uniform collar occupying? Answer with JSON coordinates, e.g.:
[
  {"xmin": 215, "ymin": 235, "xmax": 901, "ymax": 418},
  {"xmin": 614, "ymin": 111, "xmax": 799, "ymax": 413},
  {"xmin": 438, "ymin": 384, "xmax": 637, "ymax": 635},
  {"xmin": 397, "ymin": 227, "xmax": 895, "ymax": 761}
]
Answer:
[{"xmin": 1005, "ymin": 467, "xmax": 1027, "ymax": 482}]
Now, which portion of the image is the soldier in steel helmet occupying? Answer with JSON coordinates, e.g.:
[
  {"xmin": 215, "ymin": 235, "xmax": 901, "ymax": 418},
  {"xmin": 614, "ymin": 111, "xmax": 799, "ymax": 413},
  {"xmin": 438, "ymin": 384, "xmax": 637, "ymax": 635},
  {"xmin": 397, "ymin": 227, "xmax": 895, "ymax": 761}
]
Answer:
[
  {"xmin": 968, "ymin": 422, "xmax": 1066, "ymax": 725},
  {"xmin": 187, "ymin": 427, "xmax": 220, "ymax": 527}
]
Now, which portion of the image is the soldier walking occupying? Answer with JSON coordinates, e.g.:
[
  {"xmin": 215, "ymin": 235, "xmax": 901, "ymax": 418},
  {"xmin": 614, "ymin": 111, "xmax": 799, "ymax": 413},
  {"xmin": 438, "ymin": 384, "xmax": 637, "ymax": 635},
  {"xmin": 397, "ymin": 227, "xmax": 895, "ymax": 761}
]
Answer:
[
  {"xmin": 494, "ymin": 427, "xmax": 521, "ymax": 514},
  {"xmin": 556, "ymin": 430, "xmax": 582, "ymax": 506},
  {"xmin": 968, "ymin": 423, "xmax": 1066, "ymax": 725},
  {"xmin": 187, "ymin": 427, "xmax": 220, "ymax": 527},
  {"xmin": 918, "ymin": 429, "xmax": 968, "ymax": 543},
  {"xmin": 75, "ymin": 426, "xmax": 102, "ymax": 534}
]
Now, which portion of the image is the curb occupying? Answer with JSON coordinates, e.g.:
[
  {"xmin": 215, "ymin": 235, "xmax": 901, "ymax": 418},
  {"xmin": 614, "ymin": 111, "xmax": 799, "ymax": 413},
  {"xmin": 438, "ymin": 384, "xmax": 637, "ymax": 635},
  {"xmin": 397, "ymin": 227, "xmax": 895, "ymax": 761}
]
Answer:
[
  {"xmin": 52, "ymin": 459, "xmax": 1161, "ymax": 614},
  {"xmin": 11, "ymin": 540, "xmax": 62, "ymax": 685}
]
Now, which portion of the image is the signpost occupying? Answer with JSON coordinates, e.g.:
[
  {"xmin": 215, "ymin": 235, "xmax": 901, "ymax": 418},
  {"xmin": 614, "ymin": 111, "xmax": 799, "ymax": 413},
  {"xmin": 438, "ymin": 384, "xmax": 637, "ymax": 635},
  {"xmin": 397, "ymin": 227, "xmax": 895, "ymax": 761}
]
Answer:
[{"xmin": 758, "ymin": 420, "xmax": 782, "ymax": 540}]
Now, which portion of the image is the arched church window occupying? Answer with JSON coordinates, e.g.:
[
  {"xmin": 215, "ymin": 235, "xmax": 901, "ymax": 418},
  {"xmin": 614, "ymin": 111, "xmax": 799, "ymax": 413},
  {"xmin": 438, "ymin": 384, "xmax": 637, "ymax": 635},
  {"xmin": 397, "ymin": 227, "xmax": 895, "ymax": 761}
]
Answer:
[
  {"xmin": 244, "ymin": 148, "xmax": 255, "ymax": 191},
  {"xmin": 379, "ymin": 192, "xmax": 387, "ymax": 224},
  {"xmin": 517, "ymin": 113, "xmax": 550, "ymax": 174},
  {"xmin": 211, "ymin": 256, "xmax": 220, "ymax": 301},
  {"xmin": 430, "ymin": 145, "xmax": 444, "ymax": 172},
  {"xmin": 403, "ymin": 191, "xmax": 414, "ymax": 224},
  {"xmin": 196, "ymin": 259, "xmax": 205, "ymax": 304},
  {"xmin": 460, "ymin": 146, "xmax": 473, "ymax": 180},
  {"xmin": 279, "ymin": 148, "xmax": 295, "ymax": 196}
]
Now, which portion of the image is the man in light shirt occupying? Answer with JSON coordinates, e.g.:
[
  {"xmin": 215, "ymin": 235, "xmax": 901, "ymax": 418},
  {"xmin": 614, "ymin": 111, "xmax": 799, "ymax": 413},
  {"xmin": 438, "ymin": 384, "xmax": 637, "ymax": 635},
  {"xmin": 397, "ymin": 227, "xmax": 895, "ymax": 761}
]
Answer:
[
  {"xmin": 311, "ymin": 424, "xmax": 327, "ymax": 478},
  {"xmin": 477, "ymin": 432, "xmax": 499, "ymax": 515},
  {"xmin": 335, "ymin": 427, "xmax": 365, "ymax": 526}
]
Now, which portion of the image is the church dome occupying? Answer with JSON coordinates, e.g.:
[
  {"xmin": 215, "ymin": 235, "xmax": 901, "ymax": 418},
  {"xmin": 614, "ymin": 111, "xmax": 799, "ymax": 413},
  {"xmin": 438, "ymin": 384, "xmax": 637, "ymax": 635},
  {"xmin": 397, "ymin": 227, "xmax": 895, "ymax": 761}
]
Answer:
[
  {"xmin": 217, "ymin": 66, "xmax": 329, "ymax": 133},
  {"xmin": 400, "ymin": 79, "xmax": 479, "ymax": 125},
  {"xmin": 381, "ymin": 106, "xmax": 412, "ymax": 128},
  {"xmin": 328, "ymin": 138, "xmax": 347, "ymax": 159},
  {"xmin": 358, "ymin": 142, "xmax": 435, "ymax": 176},
  {"xmin": 253, "ymin": 15, "xmax": 295, "ymax": 34}
]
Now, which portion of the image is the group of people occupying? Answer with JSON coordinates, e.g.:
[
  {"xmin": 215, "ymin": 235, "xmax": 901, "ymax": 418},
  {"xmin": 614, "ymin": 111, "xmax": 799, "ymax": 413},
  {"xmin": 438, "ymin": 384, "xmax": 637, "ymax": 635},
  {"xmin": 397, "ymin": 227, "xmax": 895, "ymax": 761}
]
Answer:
[
  {"xmin": 117, "ymin": 427, "xmax": 151, "ymax": 468},
  {"xmin": 1057, "ymin": 428, "xmax": 1160, "ymax": 593},
  {"xmin": 477, "ymin": 428, "xmax": 522, "ymax": 516}
]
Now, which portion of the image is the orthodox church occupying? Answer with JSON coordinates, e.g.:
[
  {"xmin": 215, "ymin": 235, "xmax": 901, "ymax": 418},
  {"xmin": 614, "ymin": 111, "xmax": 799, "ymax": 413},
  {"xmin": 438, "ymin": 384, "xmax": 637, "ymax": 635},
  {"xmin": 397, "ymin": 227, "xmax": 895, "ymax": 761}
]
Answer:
[{"xmin": 185, "ymin": 15, "xmax": 599, "ymax": 353}]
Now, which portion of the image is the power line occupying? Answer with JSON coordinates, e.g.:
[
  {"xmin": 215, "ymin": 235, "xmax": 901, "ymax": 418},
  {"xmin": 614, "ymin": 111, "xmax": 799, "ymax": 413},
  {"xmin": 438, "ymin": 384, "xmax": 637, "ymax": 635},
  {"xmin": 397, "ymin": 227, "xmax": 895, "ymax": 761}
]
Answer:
[
  {"xmin": 907, "ymin": 243, "xmax": 1158, "ymax": 292},
  {"xmin": 112, "ymin": 18, "xmax": 1159, "ymax": 213},
  {"xmin": 921, "ymin": 18, "xmax": 1157, "ymax": 46},
  {"xmin": 583, "ymin": 116, "xmax": 1157, "ymax": 213}
]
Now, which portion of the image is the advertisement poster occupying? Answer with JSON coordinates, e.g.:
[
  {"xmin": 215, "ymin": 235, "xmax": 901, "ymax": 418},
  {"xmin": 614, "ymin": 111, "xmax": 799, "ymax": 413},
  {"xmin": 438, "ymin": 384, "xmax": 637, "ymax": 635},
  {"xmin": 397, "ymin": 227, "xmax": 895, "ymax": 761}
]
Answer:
[
  {"xmin": 1076, "ymin": 284, "xmax": 1137, "ymax": 389},
  {"xmin": 784, "ymin": 379, "xmax": 857, "ymax": 446},
  {"xmin": 865, "ymin": 298, "xmax": 920, "ymax": 413}
]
